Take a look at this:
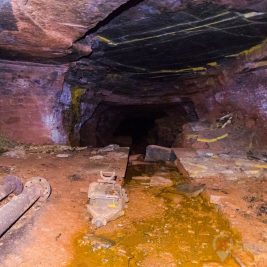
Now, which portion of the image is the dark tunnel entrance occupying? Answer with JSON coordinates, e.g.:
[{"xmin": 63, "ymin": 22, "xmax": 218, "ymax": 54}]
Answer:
[
  {"xmin": 79, "ymin": 102, "xmax": 198, "ymax": 154},
  {"xmin": 112, "ymin": 112, "xmax": 166, "ymax": 153}
]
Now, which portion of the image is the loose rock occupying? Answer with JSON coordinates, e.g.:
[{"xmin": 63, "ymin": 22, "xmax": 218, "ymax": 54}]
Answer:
[
  {"xmin": 2, "ymin": 147, "xmax": 26, "ymax": 159},
  {"xmin": 150, "ymin": 176, "xmax": 173, "ymax": 187},
  {"xmin": 79, "ymin": 234, "xmax": 115, "ymax": 251},
  {"xmin": 145, "ymin": 145, "xmax": 177, "ymax": 162},
  {"xmin": 56, "ymin": 153, "xmax": 70, "ymax": 158},
  {"xmin": 176, "ymin": 183, "xmax": 206, "ymax": 197}
]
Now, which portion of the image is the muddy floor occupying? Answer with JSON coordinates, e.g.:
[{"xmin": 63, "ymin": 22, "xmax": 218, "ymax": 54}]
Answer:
[{"xmin": 0, "ymin": 147, "xmax": 265, "ymax": 266}]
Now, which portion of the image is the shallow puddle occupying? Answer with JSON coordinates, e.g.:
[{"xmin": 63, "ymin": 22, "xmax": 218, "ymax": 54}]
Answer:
[{"xmin": 68, "ymin": 163, "xmax": 246, "ymax": 266}]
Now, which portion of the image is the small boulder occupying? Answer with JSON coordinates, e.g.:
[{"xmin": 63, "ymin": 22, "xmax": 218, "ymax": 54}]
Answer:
[
  {"xmin": 145, "ymin": 145, "xmax": 176, "ymax": 162},
  {"xmin": 2, "ymin": 147, "xmax": 26, "ymax": 159},
  {"xmin": 56, "ymin": 153, "xmax": 70, "ymax": 158},
  {"xmin": 89, "ymin": 155, "xmax": 104, "ymax": 160},
  {"xmin": 176, "ymin": 183, "xmax": 205, "ymax": 197},
  {"xmin": 79, "ymin": 234, "xmax": 115, "ymax": 251},
  {"xmin": 150, "ymin": 176, "xmax": 173, "ymax": 187},
  {"xmin": 98, "ymin": 144, "xmax": 120, "ymax": 153}
]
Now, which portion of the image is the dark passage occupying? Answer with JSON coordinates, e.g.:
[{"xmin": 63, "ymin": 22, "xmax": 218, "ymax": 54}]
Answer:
[
  {"xmin": 113, "ymin": 112, "xmax": 164, "ymax": 153},
  {"xmin": 79, "ymin": 102, "xmax": 194, "ymax": 153}
]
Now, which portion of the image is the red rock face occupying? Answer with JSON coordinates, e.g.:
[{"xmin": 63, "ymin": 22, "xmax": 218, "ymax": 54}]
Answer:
[
  {"xmin": 0, "ymin": 0, "xmax": 265, "ymax": 62},
  {"xmin": 0, "ymin": 61, "xmax": 68, "ymax": 144},
  {"xmin": 0, "ymin": 0, "xmax": 266, "ymax": 146},
  {"xmin": 191, "ymin": 42, "xmax": 267, "ymax": 148},
  {"xmin": 188, "ymin": 81, "xmax": 267, "ymax": 152},
  {"xmin": 0, "ymin": 0, "xmax": 129, "ymax": 61}
]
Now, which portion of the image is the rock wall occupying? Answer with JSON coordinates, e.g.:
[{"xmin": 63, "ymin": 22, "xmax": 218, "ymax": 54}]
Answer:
[
  {"xmin": 189, "ymin": 76, "xmax": 267, "ymax": 150},
  {"xmin": 191, "ymin": 43, "xmax": 267, "ymax": 149},
  {"xmin": 0, "ymin": 60, "xmax": 68, "ymax": 144}
]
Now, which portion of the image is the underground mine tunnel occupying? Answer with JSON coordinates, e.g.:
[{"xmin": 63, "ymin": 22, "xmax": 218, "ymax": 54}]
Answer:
[{"xmin": 0, "ymin": 0, "xmax": 267, "ymax": 266}]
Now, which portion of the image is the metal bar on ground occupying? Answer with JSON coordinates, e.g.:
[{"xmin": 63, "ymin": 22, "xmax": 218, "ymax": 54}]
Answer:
[{"xmin": 0, "ymin": 177, "xmax": 51, "ymax": 237}]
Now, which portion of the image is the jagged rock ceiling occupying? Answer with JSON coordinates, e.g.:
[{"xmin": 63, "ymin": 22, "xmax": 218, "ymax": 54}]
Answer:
[
  {"xmin": 0, "ymin": 0, "xmax": 129, "ymax": 61},
  {"xmin": 0, "ymin": 0, "xmax": 267, "ymax": 95},
  {"xmin": 0, "ymin": 0, "xmax": 267, "ymax": 64},
  {"xmin": 66, "ymin": 0, "xmax": 267, "ymax": 93},
  {"xmin": 90, "ymin": 3, "xmax": 267, "ymax": 79}
]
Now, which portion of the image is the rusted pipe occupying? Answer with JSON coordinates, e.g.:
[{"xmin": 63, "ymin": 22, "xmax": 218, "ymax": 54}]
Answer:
[
  {"xmin": 0, "ymin": 176, "xmax": 23, "ymax": 201},
  {"xmin": 0, "ymin": 177, "xmax": 51, "ymax": 237}
]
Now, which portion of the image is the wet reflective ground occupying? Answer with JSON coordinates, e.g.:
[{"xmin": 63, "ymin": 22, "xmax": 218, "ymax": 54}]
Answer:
[{"xmin": 69, "ymin": 163, "xmax": 246, "ymax": 267}]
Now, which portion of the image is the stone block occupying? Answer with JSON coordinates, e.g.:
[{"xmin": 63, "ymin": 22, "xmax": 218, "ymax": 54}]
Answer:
[{"xmin": 145, "ymin": 145, "xmax": 177, "ymax": 162}]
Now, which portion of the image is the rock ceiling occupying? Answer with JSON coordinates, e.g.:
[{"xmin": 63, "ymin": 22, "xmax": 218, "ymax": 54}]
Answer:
[
  {"xmin": 0, "ymin": 0, "xmax": 267, "ymax": 81},
  {"xmin": 91, "ymin": 3, "xmax": 267, "ymax": 79},
  {"xmin": 0, "ymin": 0, "xmax": 129, "ymax": 61}
]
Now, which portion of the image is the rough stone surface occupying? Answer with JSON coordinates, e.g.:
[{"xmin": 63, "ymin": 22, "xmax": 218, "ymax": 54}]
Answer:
[
  {"xmin": 176, "ymin": 183, "xmax": 206, "ymax": 197},
  {"xmin": 149, "ymin": 176, "xmax": 173, "ymax": 187},
  {"xmin": 173, "ymin": 147, "xmax": 267, "ymax": 180},
  {"xmin": 0, "ymin": 0, "xmax": 129, "ymax": 61},
  {"xmin": 0, "ymin": 60, "xmax": 68, "ymax": 144},
  {"xmin": 145, "ymin": 145, "xmax": 177, "ymax": 162},
  {"xmin": 191, "ymin": 43, "xmax": 267, "ymax": 147}
]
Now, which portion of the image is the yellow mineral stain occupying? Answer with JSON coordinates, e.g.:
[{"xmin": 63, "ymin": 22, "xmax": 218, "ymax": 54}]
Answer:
[
  {"xmin": 96, "ymin": 36, "xmax": 118, "ymax": 46},
  {"xmin": 238, "ymin": 41, "xmax": 265, "ymax": 57},
  {"xmin": 68, "ymin": 164, "xmax": 248, "ymax": 267},
  {"xmin": 197, "ymin": 133, "xmax": 229, "ymax": 143},
  {"xmin": 71, "ymin": 86, "xmax": 86, "ymax": 118},
  {"xmin": 207, "ymin": 62, "xmax": 219, "ymax": 67},
  {"xmin": 143, "ymin": 67, "xmax": 207, "ymax": 75},
  {"xmin": 254, "ymin": 164, "xmax": 267, "ymax": 169},
  {"xmin": 96, "ymin": 12, "xmax": 236, "ymax": 47}
]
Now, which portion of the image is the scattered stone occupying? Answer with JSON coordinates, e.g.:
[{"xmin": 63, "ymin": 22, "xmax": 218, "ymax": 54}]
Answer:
[
  {"xmin": 0, "ymin": 165, "xmax": 12, "ymax": 173},
  {"xmin": 176, "ymin": 183, "xmax": 205, "ymax": 197},
  {"xmin": 79, "ymin": 234, "xmax": 115, "ymax": 251},
  {"xmin": 243, "ymin": 195, "xmax": 261, "ymax": 203},
  {"xmin": 145, "ymin": 145, "xmax": 177, "ymax": 162},
  {"xmin": 68, "ymin": 174, "xmax": 81, "ymax": 181},
  {"xmin": 56, "ymin": 153, "xmax": 70, "ymax": 158},
  {"xmin": 28, "ymin": 145, "xmax": 72, "ymax": 153},
  {"xmin": 89, "ymin": 155, "xmax": 104, "ymax": 160},
  {"xmin": 98, "ymin": 144, "xmax": 120, "ymax": 153},
  {"xmin": 75, "ymin": 147, "xmax": 87, "ymax": 151},
  {"xmin": 2, "ymin": 147, "xmax": 26, "ymax": 159},
  {"xmin": 108, "ymin": 152, "xmax": 128, "ymax": 159},
  {"xmin": 0, "ymin": 135, "xmax": 17, "ymax": 154},
  {"xmin": 196, "ymin": 150, "xmax": 214, "ymax": 157},
  {"xmin": 149, "ymin": 176, "xmax": 173, "ymax": 187}
]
